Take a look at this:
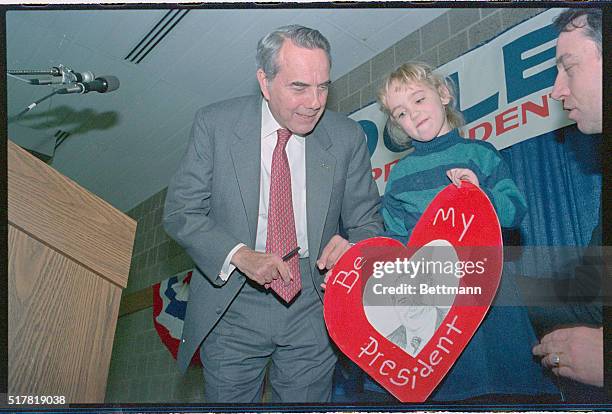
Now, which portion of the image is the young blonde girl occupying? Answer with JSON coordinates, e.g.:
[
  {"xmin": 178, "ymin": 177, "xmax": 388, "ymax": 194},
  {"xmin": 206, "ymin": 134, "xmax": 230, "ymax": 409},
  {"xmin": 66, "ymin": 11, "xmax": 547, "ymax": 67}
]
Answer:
[
  {"xmin": 374, "ymin": 62, "xmax": 558, "ymax": 402},
  {"xmin": 379, "ymin": 62, "xmax": 527, "ymax": 242}
]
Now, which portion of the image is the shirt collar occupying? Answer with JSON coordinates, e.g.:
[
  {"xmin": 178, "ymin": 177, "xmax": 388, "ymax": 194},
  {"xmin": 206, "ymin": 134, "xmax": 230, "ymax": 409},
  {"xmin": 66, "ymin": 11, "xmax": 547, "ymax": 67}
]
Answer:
[{"xmin": 261, "ymin": 99, "xmax": 306, "ymax": 143}]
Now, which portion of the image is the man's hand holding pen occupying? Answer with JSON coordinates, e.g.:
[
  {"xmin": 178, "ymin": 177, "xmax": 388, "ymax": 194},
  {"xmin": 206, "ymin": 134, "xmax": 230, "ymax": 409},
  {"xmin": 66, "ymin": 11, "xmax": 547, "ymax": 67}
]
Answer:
[
  {"xmin": 232, "ymin": 234, "xmax": 351, "ymax": 289},
  {"xmin": 232, "ymin": 245, "xmax": 299, "ymax": 286}
]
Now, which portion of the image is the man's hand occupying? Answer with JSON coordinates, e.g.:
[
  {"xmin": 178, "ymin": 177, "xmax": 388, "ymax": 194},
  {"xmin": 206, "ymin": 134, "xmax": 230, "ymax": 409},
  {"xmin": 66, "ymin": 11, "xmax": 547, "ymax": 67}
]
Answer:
[
  {"xmin": 317, "ymin": 235, "xmax": 351, "ymax": 289},
  {"xmin": 446, "ymin": 168, "xmax": 480, "ymax": 188},
  {"xmin": 231, "ymin": 246, "xmax": 292, "ymax": 286},
  {"xmin": 532, "ymin": 326, "xmax": 603, "ymax": 387}
]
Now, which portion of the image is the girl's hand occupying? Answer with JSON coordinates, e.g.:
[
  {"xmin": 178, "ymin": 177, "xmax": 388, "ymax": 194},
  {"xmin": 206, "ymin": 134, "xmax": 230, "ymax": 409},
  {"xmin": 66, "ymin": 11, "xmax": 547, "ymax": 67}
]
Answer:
[{"xmin": 446, "ymin": 168, "xmax": 480, "ymax": 188}]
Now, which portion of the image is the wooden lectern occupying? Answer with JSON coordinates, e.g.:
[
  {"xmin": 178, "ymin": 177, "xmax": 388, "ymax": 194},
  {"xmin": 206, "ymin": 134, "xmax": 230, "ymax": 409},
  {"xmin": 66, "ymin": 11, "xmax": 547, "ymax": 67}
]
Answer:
[{"xmin": 7, "ymin": 140, "xmax": 137, "ymax": 403}]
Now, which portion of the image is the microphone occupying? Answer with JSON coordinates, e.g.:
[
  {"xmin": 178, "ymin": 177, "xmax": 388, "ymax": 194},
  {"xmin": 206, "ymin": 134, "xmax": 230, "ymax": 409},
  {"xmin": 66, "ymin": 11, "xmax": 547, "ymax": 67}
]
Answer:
[{"xmin": 57, "ymin": 76, "xmax": 120, "ymax": 94}]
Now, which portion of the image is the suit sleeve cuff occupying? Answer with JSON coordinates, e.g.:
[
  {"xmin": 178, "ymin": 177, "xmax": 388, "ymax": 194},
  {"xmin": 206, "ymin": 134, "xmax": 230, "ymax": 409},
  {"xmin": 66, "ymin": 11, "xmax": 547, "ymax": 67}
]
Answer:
[{"xmin": 219, "ymin": 243, "xmax": 246, "ymax": 281}]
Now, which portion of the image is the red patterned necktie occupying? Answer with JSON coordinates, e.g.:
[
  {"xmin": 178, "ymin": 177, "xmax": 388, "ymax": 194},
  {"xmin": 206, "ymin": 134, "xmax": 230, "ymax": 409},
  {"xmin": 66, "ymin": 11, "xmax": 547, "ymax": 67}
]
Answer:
[{"xmin": 265, "ymin": 128, "xmax": 302, "ymax": 302}]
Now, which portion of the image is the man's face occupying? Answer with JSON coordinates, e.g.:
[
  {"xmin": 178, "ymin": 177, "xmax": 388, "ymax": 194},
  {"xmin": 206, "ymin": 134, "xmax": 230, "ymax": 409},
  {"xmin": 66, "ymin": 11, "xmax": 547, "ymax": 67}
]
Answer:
[
  {"xmin": 551, "ymin": 21, "xmax": 602, "ymax": 134},
  {"xmin": 257, "ymin": 39, "xmax": 330, "ymax": 136}
]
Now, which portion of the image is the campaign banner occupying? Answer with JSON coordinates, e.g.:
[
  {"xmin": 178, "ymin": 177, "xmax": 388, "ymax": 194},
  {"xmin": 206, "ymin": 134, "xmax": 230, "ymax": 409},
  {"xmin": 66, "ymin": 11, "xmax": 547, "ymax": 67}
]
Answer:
[{"xmin": 350, "ymin": 9, "xmax": 572, "ymax": 195}]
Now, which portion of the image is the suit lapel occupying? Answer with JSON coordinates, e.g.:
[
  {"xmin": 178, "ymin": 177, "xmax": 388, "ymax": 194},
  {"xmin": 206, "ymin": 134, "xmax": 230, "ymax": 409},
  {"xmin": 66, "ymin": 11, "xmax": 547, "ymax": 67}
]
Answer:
[
  {"xmin": 306, "ymin": 123, "xmax": 336, "ymax": 270},
  {"xmin": 229, "ymin": 97, "xmax": 261, "ymax": 247}
]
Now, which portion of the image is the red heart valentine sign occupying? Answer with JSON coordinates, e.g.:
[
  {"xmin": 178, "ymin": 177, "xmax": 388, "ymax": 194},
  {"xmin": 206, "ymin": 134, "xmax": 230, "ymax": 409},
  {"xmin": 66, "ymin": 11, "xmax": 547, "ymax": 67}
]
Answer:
[{"xmin": 324, "ymin": 183, "xmax": 503, "ymax": 402}]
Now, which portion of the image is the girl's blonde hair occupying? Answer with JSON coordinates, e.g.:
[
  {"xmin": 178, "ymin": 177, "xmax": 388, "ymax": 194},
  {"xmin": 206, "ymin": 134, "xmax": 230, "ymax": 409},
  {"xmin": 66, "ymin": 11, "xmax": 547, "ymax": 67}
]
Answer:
[{"xmin": 377, "ymin": 62, "xmax": 464, "ymax": 145}]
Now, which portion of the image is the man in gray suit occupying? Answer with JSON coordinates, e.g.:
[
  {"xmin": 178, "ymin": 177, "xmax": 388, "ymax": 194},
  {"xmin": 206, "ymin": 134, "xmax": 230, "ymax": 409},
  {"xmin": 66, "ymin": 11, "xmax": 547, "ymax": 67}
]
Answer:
[{"xmin": 163, "ymin": 25, "xmax": 383, "ymax": 403}]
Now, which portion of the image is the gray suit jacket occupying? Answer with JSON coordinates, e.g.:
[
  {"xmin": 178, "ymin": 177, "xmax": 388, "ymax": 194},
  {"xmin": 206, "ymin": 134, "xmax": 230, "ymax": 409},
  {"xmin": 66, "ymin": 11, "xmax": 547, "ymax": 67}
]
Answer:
[{"xmin": 163, "ymin": 95, "xmax": 383, "ymax": 372}]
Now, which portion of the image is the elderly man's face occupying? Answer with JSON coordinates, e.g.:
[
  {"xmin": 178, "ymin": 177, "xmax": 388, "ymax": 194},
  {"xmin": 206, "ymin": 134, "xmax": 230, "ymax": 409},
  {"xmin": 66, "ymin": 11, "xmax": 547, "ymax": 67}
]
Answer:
[
  {"xmin": 257, "ymin": 39, "xmax": 330, "ymax": 136},
  {"xmin": 551, "ymin": 20, "xmax": 602, "ymax": 134}
]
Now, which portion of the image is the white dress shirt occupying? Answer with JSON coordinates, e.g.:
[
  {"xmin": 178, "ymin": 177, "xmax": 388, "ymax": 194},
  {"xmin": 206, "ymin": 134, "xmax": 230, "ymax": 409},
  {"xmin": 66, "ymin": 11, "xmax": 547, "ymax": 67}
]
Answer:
[{"xmin": 219, "ymin": 99, "xmax": 309, "ymax": 281}]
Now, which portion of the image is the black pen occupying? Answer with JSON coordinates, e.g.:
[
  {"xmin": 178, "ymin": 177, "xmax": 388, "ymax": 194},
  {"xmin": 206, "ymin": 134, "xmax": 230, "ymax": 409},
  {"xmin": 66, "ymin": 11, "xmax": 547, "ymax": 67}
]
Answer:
[{"xmin": 282, "ymin": 246, "xmax": 300, "ymax": 261}]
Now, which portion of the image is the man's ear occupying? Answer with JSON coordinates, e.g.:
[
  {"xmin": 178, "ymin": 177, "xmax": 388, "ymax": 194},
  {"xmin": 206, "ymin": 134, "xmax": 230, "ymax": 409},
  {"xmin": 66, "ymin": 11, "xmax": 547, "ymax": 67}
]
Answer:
[
  {"xmin": 257, "ymin": 69, "xmax": 270, "ymax": 101},
  {"xmin": 438, "ymin": 84, "xmax": 451, "ymax": 105}
]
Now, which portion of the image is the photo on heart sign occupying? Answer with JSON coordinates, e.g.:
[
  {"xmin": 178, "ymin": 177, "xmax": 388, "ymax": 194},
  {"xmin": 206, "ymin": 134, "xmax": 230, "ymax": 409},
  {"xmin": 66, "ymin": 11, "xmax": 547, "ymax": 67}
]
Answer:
[{"xmin": 363, "ymin": 239, "xmax": 459, "ymax": 357}]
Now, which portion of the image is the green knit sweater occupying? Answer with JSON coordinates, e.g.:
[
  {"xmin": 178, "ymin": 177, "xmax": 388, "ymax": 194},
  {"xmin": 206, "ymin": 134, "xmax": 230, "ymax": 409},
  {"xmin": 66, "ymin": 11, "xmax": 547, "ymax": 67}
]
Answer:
[{"xmin": 382, "ymin": 129, "xmax": 527, "ymax": 243}]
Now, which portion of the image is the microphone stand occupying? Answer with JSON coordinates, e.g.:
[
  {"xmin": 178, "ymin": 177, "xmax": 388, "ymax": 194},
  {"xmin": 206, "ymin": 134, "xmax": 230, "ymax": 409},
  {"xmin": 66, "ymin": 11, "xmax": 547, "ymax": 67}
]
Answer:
[
  {"xmin": 8, "ymin": 67, "xmax": 62, "ymax": 81},
  {"xmin": 8, "ymin": 65, "xmax": 75, "ymax": 118},
  {"xmin": 8, "ymin": 68, "xmax": 62, "ymax": 76}
]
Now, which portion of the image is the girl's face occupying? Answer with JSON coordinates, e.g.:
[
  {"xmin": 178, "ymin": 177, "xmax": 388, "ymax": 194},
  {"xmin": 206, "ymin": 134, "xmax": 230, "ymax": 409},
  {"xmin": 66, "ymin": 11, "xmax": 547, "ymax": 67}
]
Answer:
[{"xmin": 385, "ymin": 80, "xmax": 452, "ymax": 142}]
